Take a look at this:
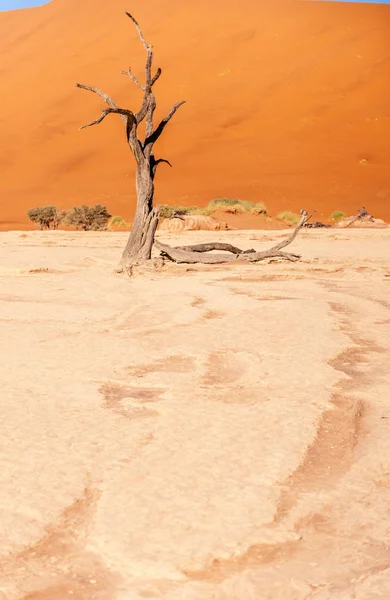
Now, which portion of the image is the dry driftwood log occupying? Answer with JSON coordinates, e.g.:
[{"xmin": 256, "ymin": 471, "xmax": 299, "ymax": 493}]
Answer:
[
  {"xmin": 76, "ymin": 13, "xmax": 185, "ymax": 269},
  {"xmin": 344, "ymin": 206, "xmax": 374, "ymax": 228},
  {"xmin": 155, "ymin": 210, "xmax": 312, "ymax": 264}
]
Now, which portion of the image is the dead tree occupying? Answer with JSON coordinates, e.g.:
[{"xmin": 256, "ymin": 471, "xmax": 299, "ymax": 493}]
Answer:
[
  {"xmin": 76, "ymin": 12, "xmax": 185, "ymax": 269},
  {"xmin": 345, "ymin": 206, "xmax": 375, "ymax": 228},
  {"xmin": 77, "ymin": 13, "xmax": 311, "ymax": 269}
]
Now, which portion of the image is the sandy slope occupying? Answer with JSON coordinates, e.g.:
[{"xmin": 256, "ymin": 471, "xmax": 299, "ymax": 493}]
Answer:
[
  {"xmin": 0, "ymin": 0, "xmax": 389, "ymax": 229},
  {"xmin": 1, "ymin": 228, "xmax": 390, "ymax": 599}
]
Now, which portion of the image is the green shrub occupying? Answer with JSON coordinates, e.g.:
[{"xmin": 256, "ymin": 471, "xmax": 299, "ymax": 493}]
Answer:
[
  {"xmin": 330, "ymin": 210, "xmax": 347, "ymax": 222},
  {"xmin": 190, "ymin": 206, "xmax": 213, "ymax": 216},
  {"xmin": 53, "ymin": 209, "xmax": 68, "ymax": 229},
  {"xmin": 207, "ymin": 198, "xmax": 268, "ymax": 215},
  {"xmin": 66, "ymin": 204, "xmax": 111, "ymax": 231},
  {"xmin": 158, "ymin": 199, "xmax": 268, "ymax": 220},
  {"xmin": 225, "ymin": 204, "xmax": 247, "ymax": 215},
  {"xmin": 277, "ymin": 211, "xmax": 301, "ymax": 226},
  {"xmin": 252, "ymin": 202, "xmax": 268, "ymax": 216},
  {"xmin": 208, "ymin": 198, "xmax": 255, "ymax": 212},
  {"xmin": 158, "ymin": 205, "xmax": 211, "ymax": 219},
  {"xmin": 27, "ymin": 206, "xmax": 66, "ymax": 230},
  {"xmin": 109, "ymin": 216, "xmax": 127, "ymax": 228}
]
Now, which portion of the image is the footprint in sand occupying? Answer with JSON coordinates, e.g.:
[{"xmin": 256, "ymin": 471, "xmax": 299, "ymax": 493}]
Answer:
[
  {"xmin": 202, "ymin": 350, "xmax": 263, "ymax": 404},
  {"xmin": 128, "ymin": 355, "xmax": 195, "ymax": 377},
  {"xmin": 99, "ymin": 382, "xmax": 164, "ymax": 420},
  {"xmin": 100, "ymin": 355, "xmax": 196, "ymax": 418}
]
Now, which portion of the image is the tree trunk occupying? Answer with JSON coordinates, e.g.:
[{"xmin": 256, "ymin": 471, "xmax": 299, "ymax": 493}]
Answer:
[
  {"xmin": 77, "ymin": 14, "xmax": 186, "ymax": 273},
  {"xmin": 119, "ymin": 165, "xmax": 159, "ymax": 268}
]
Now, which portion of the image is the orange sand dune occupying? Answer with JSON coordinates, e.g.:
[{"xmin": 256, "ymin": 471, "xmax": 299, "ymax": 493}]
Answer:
[{"xmin": 0, "ymin": 0, "xmax": 389, "ymax": 229}]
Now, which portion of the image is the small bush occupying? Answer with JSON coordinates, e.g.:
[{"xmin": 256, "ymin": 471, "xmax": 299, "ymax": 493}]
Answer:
[
  {"xmin": 207, "ymin": 198, "xmax": 268, "ymax": 216},
  {"xmin": 66, "ymin": 204, "xmax": 111, "ymax": 231},
  {"xmin": 53, "ymin": 209, "xmax": 67, "ymax": 229},
  {"xmin": 277, "ymin": 211, "xmax": 301, "ymax": 226},
  {"xmin": 189, "ymin": 206, "xmax": 213, "ymax": 216},
  {"xmin": 252, "ymin": 202, "xmax": 268, "ymax": 216},
  {"xmin": 158, "ymin": 200, "xmax": 268, "ymax": 220},
  {"xmin": 159, "ymin": 205, "xmax": 211, "ymax": 219},
  {"xmin": 208, "ymin": 198, "xmax": 255, "ymax": 212},
  {"xmin": 330, "ymin": 210, "xmax": 347, "ymax": 222},
  {"xmin": 109, "ymin": 216, "xmax": 127, "ymax": 229},
  {"xmin": 223, "ymin": 204, "xmax": 247, "ymax": 215},
  {"xmin": 159, "ymin": 205, "xmax": 191, "ymax": 219},
  {"xmin": 27, "ymin": 206, "xmax": 66, "ymax": 230}
]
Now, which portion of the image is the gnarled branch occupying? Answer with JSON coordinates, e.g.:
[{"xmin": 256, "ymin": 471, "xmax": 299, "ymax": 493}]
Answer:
[
  {"xmin": 77, "ymin": 16, "xmax": 184, "ymax": 160},
  {"xmin": 175, "ymin": 242, "xmax": 255, "ymax": 254},
  {"xmin": 76, "ymin": 83, "xmax": 118, "ymax": 108},
  {"xmin": 146, "ymin": 93, "xmax": 156, "ymax": 139},
  {"xmin": 79, "ymin": 105, "xmax": 145, "ymax": 165},
  {"xmin": 80, "ymin": 107, "xmax": 136, "ymax": 130},
  {"xmin": 125, "ymin": 12, "xmax": 149, "ymax": 51},
  {"xmin": 121, "ymin": 68, "xmax": 145, "ymax": 90},
  {"xmin": 155, "ymin": 242, "xmax": 240, "ymax": 264},
  {"xmin": 155, "ymin": 243, "xmax": 301, "ymax": 264},
  {"xmin": 155, "ymin": 210, "xmax": 312, "ymax": 264},
  {"xmin": 155, "ymin": 158, "xmax": 172, "ymax": 168},
  {"xmin": 150, "ymin": 68, "xmax": 162, "ymax": 87},
  {"xmin": 76, "ymin": 83, "xmax": 131, "ymax": 129},
  {"xmin": 268, "ymin": 209, "xmax": 310, "ymax": 252},
  {"xmin": 151, "ymin": 157, "xmax": 172, "ymax": 176},
  {"xmin": 144, "ymin": 101, "xmax": 186, "ymax": 148},
  {"xmin": 125, "ymin": 11, "xmax": 155, "ymax": 94},
  {"xmin": 80, "ymin": 109, "xmax": 112, "ymax": 130}
]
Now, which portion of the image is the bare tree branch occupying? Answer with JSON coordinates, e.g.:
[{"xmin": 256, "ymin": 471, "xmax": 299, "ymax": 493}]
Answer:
[
  {"xmin": 125, "ymin": 12, "xmax": 149, "ymax": 51},
  {"xmin": 142, "ymin": 80, "xmax": 158, "ymax": 140},
  {"xmin": 154, "ymin": 158, "xmax": 173, "ymax": 168},
  {"xmin": 155, "ymin": 242, "xmax": 240, "ymax": 264},
  {"xmin": 151, "ymin": 156, "xmax": 172, "ymax": 176},
  {"xmin": 80, "ymin": 107, "xmax": 136, "ymax": 131},
  {"xmin": 80, "ymin": 109, "xmax": 113, "ymax": 130},
  {"xmin": 121, "ymin": 68, "xmax": 145, "ymax": 90},
  {"xmin": 169, "ymin": 213, "xmax": 185, "ymax": 221},
  {"xmin": 155, "ymin": 242, "xmax": 301, "ymax": 265},
  {"xmin": 121, "ymin": 66, "xmax": 160, "ymax": 93},
  {"xmin": 79, "ymin": 105, "xmax": 144, "ymax": 166},
  {"xmin": 175, "ymin": 243, "xmax": 255, "ymax": 254},
  {"xmin": 155, "ymin": 210, "xmax": 312, "ymax": 264},
  {"xmin": 125, "ymin": 11, "xmax": 153, "ymax": 86},
  {"xmin": 76, "ymin": 83, "xmax": 131, "ymax": 127},
  {"xmin": 271, "ymin": 209, "xmax": 310, "ymax": 251},
  {"xmin": 345, "ymin": 206, "xmax": 374, "ymax": 228},
  {"xmin": 144, "ymin": 101, "xmax": 186, "ymax": 147},
  {"xmin": 150, "ymin": 68, "xmax": 162, "ymax": 87},
  {"xmin": 76, "ymin": 83, "xmax": 118, "ymax": 109},
  {"xmin": 146, "ymin": 93, "xmax": 156, "ymax": 138},
  {"xmin": 135, "ymin": 97, "xmax": 149, "ymax": 124},
  {"xmin": 76, "ymin": 82, "xmax": 145, "ymax": 163},
  {"xmin": 145, "ymin": 47, "xmax": 153, "ymax": 87}
]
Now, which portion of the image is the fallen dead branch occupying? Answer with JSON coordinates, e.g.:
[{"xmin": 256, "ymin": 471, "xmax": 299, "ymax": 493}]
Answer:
[
  {"xmin": 345, "ymin": 206, "xmax": 374, "ymax": 228},
  {"xmin": 155, "ymin": 210, "xmax": 312, "ymax": 264}
]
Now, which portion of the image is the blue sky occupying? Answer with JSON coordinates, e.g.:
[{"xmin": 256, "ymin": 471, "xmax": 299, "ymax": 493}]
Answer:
[
  {"xmin": 0, "ymin": 0, "xmax": 50, "ymax": 10},
  {"xmin": 1, "ymin": 0, "xmax": 390, "ymax": 8}
]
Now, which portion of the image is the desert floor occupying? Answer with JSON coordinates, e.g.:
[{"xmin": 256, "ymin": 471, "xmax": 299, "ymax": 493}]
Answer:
[{"xmin": 1, "ymin": 228, "xmax": 390, "ymax": 600}]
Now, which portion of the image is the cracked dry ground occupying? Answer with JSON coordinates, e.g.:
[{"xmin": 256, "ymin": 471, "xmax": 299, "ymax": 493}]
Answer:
[{"xmin": 1, "ymin": 228, "xmax": 390, "ymax": 600}]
